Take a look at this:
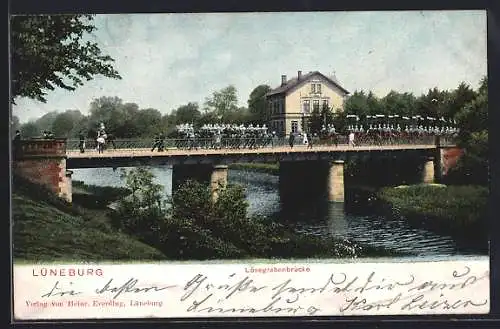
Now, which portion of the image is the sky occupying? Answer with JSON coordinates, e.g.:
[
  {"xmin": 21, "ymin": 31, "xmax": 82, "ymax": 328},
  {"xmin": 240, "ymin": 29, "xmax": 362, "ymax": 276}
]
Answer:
[{"xmin": 12, "ymin": 10, "xmax": 487, "ymax": 123}]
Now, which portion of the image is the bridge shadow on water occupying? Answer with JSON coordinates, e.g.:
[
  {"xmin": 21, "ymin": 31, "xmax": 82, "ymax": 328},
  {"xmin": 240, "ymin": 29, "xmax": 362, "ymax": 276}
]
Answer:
[
  {"xmin": 272, "ymin": 155, "xmax": 488, "ymax": 257},
  {"xmin": 274, "ymin": 188, "xmax": 487, "ymax": 257}
]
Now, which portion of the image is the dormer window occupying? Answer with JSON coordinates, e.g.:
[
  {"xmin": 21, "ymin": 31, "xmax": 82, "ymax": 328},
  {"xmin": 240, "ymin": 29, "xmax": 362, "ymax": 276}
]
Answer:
[{"xmin": 311, "ymin": 83, "xmax": 321, "ymax": 94}]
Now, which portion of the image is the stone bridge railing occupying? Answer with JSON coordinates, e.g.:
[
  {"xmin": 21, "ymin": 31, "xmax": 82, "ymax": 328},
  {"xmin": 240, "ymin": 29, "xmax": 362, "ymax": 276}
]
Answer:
[{"xmin": 16, "ymin": 138, "xmax": 67, "ymax": 158}]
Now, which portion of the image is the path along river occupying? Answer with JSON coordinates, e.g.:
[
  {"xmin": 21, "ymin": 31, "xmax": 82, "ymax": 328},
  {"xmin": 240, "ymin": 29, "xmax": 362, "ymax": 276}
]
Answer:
[{"xmin": 72, "ymin": 167, "xmax": 487, "ymax": 259}]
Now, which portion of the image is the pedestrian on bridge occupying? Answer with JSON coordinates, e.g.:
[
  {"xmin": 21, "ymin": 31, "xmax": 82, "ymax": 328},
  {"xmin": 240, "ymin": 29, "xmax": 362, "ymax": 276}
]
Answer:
[
  {"xmin": 12, "ymin": 130, "xmax": 21, "ymax": 160},
  {"xmin": 288, "ymin": 132, "xmax": 295, "ymax": 149},
  {"xmin": 151, "ymin": 134, "xmax": 161, "ymax": 152},
  {"xmin": 96, "ymin": 132, "xmax": 105, "ymax": 154},
  {"xmin": 307, "ymin": 132, "xmax": 313, "ymax": 149},
  {"xmin": 349, "ymin": 131, "xmax": 356, "ymax": 147},
  {"xmin": 158, "ymin": 132, "xmax": 166, "ymax": 152},
  {"xmin": 78, "ymin": 132, "xmax": 85, "ymax": 153}
]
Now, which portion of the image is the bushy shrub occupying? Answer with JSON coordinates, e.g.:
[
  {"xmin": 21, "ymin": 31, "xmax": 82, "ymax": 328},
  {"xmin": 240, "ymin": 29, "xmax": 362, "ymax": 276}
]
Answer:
[
  {"xmin": 112, "ymin": 168, "xmax": 400, "ymax": 260},
  {"xmin": 378, "ymin": 184, "xmax": 488, "ymax": 230}
]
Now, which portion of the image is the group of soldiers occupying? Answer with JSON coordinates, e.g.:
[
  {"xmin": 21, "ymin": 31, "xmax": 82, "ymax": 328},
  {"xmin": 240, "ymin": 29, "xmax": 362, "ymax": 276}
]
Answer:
[
  {"xmin": 317, "ymin": 122, "xmax": 460, "ymax": 147},
  {"xmin": 344, "ymin": 124, "xmax": 459, "ymax": 137},
  {"xmin": 37, "ymin": 115, "xmax": 459, "ymax": 153},
  {"xmin": 169, "ymin": 123, "xmax": 275, "ymax": 150}
]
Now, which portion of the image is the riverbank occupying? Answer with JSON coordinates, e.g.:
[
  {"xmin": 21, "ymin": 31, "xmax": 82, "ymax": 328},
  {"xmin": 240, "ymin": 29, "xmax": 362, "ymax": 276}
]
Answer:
[
  {"xmin": 12, "ymin": 176, "xmax": 166, "ymax": 261},
  {"xmin": 377, "ymin": 184, "xmax": 488, "ymax": 249},
  {"xmin": 13, "ymin": 176, "xmax": 404, "ymax": 261},
  {"xmin": 228, "ymin": 162, "xmax": 279, "ymax": 175}
]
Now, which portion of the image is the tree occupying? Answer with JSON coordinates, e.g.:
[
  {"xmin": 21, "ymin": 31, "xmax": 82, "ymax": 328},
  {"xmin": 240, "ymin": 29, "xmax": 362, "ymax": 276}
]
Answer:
[
  {"xmin": 248, "ymin": 85, "xmax": 271, "ymax": 124},
  {"xmin": 448, "ymin": 82, "xmax": 477, "ymax": 118},
  {"xmin": 51, "ymin": 110, "xmax": 83, "ymax": 137},
  {"xmin": 174, "ymin": 102, "xmax": 201, "ymax": 124},
  {"xmin": 416, "ymin": 87, "xmax": 450, "ymax": 118},
  {"xmin": 225, "ymin": 107, "xmax": 251, "ymax": 124},
  {"xmin": 380, "ymin": 90, "xmax": 418, "ymax": 116},
  {"xmin": 34, "ymin": 111, "xmax": 59, "ymax": 132},
  {"xmin": 115, "ymin": 168, "xmax": 167, "ymax": 243},
  {"xmin": 203, "ymin": 85, "xmax": 239, "ymax": 120},
  {"xmin": 308, "ymin": 106, "xmax": 323, "ymax": 134},
  {"xmin": 344, "ymin": 91, "xmax": 369, "ymax": 116},
  {"xmin": 135, "ymin": 108, "xmax": 162, "ymax": 136},
  {"xmin": 366, "ymin": 91, "xmax": 383, "ymax": 115},
  {"xmin": 447, "ymin": 76, "xmax": 488, "ymax": 185},
  {"xmin": 87, "ymin": 96, "xmax": 124, "ymax": 136},
  {"xmin": 10, "ymin": 15, "xmax": 121, "ymax": 103},
  {"xmin": 11, "ymin": 115, "xmax": 20, "ymax": 138},
  {"xmin": 20, "ymin": 121, "xmax": 40, "ymax": 137}
]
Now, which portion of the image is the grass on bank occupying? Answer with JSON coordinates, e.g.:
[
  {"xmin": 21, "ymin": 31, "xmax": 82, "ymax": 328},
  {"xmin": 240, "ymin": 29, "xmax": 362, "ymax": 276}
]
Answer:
[
  {"xmin": 12, "ymin": 173, "xmax": 403, "ymax": 262},
  {"xmin": 12, "ymin": 176, "xmax": 166, "ymax": 262},
  {"xmin": 228, "ymin": 162, "xmax": 279, "ymax": 175},
  {"xmin": 377, "ymin": 184, "xmax": 488, "ymax": 232}
]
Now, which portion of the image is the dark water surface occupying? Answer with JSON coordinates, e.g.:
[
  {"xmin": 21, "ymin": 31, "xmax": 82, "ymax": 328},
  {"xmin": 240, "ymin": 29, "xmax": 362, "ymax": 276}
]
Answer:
[{"xmin": 72, "ymin": 167, "xmax": 486, "ymax": 258}]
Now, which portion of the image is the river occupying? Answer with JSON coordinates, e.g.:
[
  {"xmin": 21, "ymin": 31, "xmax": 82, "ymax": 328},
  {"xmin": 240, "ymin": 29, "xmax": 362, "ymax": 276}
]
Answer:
[{"xmin": 72, "ymin": 166, "xmax": 486, "ymax": 259}]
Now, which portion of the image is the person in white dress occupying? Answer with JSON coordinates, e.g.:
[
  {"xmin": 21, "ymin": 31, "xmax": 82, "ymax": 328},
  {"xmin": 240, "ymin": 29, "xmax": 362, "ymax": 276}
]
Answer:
[{"xmin": 349, "ymin": 131, "xmax": 355, "ymax": 147}]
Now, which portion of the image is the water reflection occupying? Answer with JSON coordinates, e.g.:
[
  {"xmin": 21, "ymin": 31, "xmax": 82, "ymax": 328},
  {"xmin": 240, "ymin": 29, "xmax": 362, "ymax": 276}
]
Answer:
[
  {"xmin": 71, "ymin": 167, "xmax": 485, "ymax": 257},
  {"xmin": 328, "ymin": 202, "xmax": 348, "ymax": 236}
]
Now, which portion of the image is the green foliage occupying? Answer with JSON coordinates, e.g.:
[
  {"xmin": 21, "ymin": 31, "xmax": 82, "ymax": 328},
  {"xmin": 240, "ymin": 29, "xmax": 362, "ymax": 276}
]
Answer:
[
  {"xmin": 113, "ymin": 168, "xmax": 167, "ymax": 244},
  {"xmin": 171, "ymin": 102, "xmax": 201, "ymax": 124},
  {"xmin": 450, "ymin": 77, "xmax": 488, "ymax": 185},
  {"xmin": 228, "ymin": 162, "xmax": 279, "ymax": 175},
  {"xmin": 10, "ymin": 15, "xmax": 121, "ymax": 103},
  {"xmin": 111, "ymin": 169, "xmax": 396, "ymax": 260},
  {"xmin": 51, "ymin": 110, "xmax": 84, "ymax": 137},
  {"xmin": 20, "ymin": 121, "xmax": 40, "ymax": 138},
  {"xmin": 248, "ymin": 84, "xmax": 272, "ymax": 124},
  {"xmin": 12, "ymin": 176, "xmax": 166, "ymax": 261},
  {"xmin": 381, "ymin": 91, "xmax": 417, "ymax": 116},
  {"xmin": 340, "ymin": 77, "xmax": 487, "ymax": 185},
  {"xmin": 378, "ymin": 184, "xmax": 488, "ymax": 229},
  {"xmin": 204, "ymin": 85, "xmax": 239, "ymax": 119},
  {"xmin": 308, "ymin": 104, "xmax": 336, "ymax": 134},
  {"xmin": 72, "ymin": 180, "xmax": 131, "ymax": 208}
]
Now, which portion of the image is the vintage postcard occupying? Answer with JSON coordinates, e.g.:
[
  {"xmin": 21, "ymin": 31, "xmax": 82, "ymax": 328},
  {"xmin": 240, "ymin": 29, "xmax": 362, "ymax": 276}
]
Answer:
[{"xmin": 10, "ymin": 10, "xmax": 489, "ymax": 320}]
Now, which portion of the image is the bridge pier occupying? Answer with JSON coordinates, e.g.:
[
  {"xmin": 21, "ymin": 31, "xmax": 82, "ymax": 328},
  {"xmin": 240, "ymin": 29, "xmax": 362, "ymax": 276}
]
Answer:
[
  {"xmin": 171, "ymin": 164, "xmax": 228, "ymax": 202},
  {"xmin": 13, "ymin": 139, "xmax": 72, "ymax": 203},
  {"xmin": 422, "ymin": 157, "xmax": 435, "ymax": 184},
  {"xmin": 328, "ymin": 160, "xmax": 345, "ymax": 202}
]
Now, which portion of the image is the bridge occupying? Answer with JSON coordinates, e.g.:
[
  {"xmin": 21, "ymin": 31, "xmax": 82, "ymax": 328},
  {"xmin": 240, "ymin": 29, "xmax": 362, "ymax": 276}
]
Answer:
[{"xmin": 12, "ymin": 137, "xmax": 461, "ymax": 204}]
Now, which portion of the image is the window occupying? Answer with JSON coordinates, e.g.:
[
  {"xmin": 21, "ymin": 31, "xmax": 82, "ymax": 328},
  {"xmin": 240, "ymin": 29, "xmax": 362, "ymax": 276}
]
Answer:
[
  {"xmin": 322, "ymin": 100, "xmax": 329, "ymax": 109},
  {"xmin": 311, "ymin": 83, "xmax": 321, "ymax": 93},
  {"xmin": 291, "ymin": 121, "xmax": 299, "ymax": 133},
  {"xmin": 313, "ymin": 100, "xmax": 320, "ymax": 111},
  {"xmin": 303, "ymin": 100, "xmax": 310, "ymax": 114}
]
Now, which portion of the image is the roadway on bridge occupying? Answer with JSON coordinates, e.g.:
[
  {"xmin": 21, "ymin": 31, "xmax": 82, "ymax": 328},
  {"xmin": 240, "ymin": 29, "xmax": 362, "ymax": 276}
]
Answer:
[{"xmin": 66, "ymin": 144, "xmax": 437, "ymax": 159}]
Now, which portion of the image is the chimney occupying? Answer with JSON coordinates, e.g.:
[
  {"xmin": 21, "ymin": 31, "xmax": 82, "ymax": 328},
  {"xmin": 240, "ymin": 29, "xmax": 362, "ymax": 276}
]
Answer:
[
  {"xmin": 281, "ymin": 75, "xmax": 287, "ymax": 86},
  {"xmin": 298, "ymin": 70, "xmax": 302, "ymax": 80}
]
